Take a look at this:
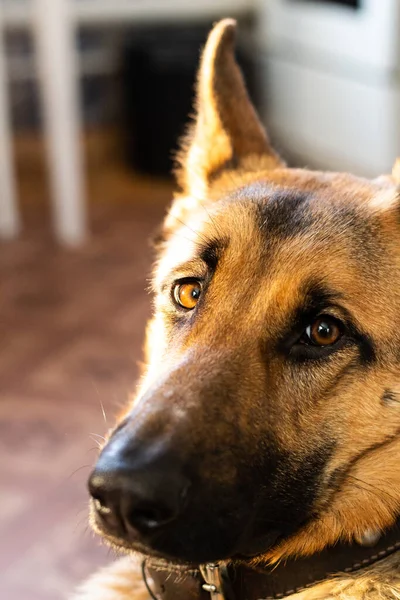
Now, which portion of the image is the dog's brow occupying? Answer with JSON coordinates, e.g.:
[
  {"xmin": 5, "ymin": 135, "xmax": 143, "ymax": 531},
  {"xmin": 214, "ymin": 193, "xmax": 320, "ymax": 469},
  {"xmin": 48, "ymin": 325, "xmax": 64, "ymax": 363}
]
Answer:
[
  {"xmin": 162, "ymin": 258, "xmax": 206, "ymax": 283},
  {"xmin": 153, "ymin": 236, "xmax": 228, "ymax": 293},
  {"xmin": 301, "ymin": 282, "xmax": 345, "ymax": 313},
  {"xmin": 279, "ymin": 282, "xmax": 347, "ymax": 343},
  {"xmin": 168, "ymin": 239, "xmax": 227, "ymax": 281},
  {"xmin": 198, "ymin": 238, "xmax": 228, "ymax": 272}
]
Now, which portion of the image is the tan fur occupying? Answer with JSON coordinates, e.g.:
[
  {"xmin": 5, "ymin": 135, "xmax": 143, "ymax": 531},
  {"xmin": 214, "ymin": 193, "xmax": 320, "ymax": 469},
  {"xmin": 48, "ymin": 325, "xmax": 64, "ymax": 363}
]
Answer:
[
  {"xmin": 71, "ymin": 557, "xmax": 148, "ymax": 600},
  {"xmin": 74, "ymin": 19, "xmax": 400, "ymax": 600}
]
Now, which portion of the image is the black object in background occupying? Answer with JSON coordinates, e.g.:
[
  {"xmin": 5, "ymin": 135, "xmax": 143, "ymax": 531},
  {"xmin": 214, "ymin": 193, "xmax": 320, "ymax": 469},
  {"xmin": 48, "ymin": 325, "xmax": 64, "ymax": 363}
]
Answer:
[
  {"xmin": 121, "ymin": 23, "xmax": 257, "ymax": 177},
  {"xmin": 289, "ymin": 0, "xmax": 360, "ymax": 7}
]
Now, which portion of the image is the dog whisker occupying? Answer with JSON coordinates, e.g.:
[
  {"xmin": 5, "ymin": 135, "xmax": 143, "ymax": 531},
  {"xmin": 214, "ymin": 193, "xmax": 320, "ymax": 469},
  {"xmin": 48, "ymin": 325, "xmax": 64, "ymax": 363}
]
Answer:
[
  {"xmin": 74, "ymin": 515, "xmax": 90, "ymax": 535},
  {"xmin": 67, "ymin": 464, "xmax": 91, "ymax": 480},
  {"xmin": 170, "ymin": 215, "xmax": 210, "ymax": 246},
  {"xmin": 199, "ymin": 200, "xmax": 222, "ymax": 238},
  {"xmin": 90, "ymin": 432, "xmax": 106, "ymax": 442},
  {"xmin": 99, "ymin": 398, "xmax": 108, "ymax": 424},
  {"xmin": 89, "ymin": 436, "xmax": 103, "ymax": 449},
  {"xmin": 172, "ymin": 232, "xmax": 207, "ymax": 249}
]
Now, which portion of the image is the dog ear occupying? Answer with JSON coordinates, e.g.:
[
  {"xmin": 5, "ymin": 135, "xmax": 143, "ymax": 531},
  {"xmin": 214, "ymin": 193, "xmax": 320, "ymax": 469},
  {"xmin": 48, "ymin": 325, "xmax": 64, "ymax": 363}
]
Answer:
[{"xmin": 175, "ymin": 19, "xmax": 284, "ymax": 198}]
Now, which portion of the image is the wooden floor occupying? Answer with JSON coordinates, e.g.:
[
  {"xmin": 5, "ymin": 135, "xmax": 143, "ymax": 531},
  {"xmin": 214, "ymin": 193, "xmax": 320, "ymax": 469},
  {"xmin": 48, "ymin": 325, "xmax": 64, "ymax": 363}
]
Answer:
[{"xmin": 0, "ymin": 163, "xmax": 173, "ymax": 600}]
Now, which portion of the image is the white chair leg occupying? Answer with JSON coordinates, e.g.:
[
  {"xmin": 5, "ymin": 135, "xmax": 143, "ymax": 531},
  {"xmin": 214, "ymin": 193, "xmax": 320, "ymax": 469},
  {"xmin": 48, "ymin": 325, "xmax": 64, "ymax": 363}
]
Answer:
[
  {"xmin": 0, "ymin": 5, "xmax": 20, "ymax": 240},
  {"xmin": 33, "ymin": 0, "xmax": 87, "ymax": 246}
]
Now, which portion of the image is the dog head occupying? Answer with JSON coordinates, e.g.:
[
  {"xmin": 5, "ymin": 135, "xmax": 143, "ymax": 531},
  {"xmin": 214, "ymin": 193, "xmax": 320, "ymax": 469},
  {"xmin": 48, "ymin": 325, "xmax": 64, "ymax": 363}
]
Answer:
[{"xmin": 89, "ymin": 19, "xmax": 400, "ymax": 566}]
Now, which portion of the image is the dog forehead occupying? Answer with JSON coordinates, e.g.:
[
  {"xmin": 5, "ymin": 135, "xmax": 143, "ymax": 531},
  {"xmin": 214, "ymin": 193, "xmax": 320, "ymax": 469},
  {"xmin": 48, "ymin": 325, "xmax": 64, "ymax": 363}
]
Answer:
[
  {"xmin": 159, "ymin": 170, "xmax": 393, "ymax": 286},
  {"xmin": 220, "ymin": 173, "xmax": 396, "ymax": 248},
  {"xmin": 212, "ymin": 180, "xmax": 352, "ymax": 246},
  {"xmin": 230, "ymin": 182, "xmax": 313, "ymax": 240},
  {"xmin": 204, "ymin": 177, "xmax": 395, "ymax": 308}
]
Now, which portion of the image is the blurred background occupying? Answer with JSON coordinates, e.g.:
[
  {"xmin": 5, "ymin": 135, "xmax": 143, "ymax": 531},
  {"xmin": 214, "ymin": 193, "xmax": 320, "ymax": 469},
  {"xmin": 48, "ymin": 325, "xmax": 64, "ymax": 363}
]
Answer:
[{"xmin": 1, "ymin": 0, "xmax": 399, "ymax": 598}]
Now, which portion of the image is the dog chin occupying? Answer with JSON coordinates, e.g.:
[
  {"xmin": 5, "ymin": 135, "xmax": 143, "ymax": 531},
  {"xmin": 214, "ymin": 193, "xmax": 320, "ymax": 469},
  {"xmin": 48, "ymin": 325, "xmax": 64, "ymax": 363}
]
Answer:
[
  {"xmin": 91, "ymin": 502, "xmax": 283, "ymax": 564},
  {"xmin": 95, "ymin": 524, "xmax": 282, "ymax": 565},
  {"xmin": 92, "ymin": 523, "xmax": 171, "ymax": 562}
]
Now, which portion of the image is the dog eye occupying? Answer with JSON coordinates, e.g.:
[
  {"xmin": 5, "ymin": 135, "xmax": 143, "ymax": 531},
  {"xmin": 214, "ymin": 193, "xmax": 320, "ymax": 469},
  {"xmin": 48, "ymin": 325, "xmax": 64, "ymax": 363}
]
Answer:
[
  {"xmin": 173, "ymin": 280, "xmax": 202, "ymax": 310},
  {"xmin": 303, "ymin": 316, "xmax": 342, "ymax": 346}
]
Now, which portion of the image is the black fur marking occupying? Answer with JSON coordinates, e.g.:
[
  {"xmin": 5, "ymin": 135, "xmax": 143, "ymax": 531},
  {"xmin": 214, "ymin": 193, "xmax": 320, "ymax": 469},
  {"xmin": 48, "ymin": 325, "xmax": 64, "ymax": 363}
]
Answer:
[
  {"xmin": 199, "ymin": 238, "xmax": 228, "ymax": 272},
  {"xmin": 356, "ymin": 331, "xmax": 377, "ymax": 365},
  {"xmin": 258, "ymin": 188, "xmax": 313, "ymax": 239},
  {"xmin": 228, "ymin": 182, "xmax": 313, "ymax": 239},
  {"xmin": 382, "ymin": 389, "xmax": 400, "ymax": 405},
  {"xmin": 249, "ymin": 443, "xmax": 333, "ymax": 554},
  {"xmin": 267, "ymin": 441, "xmax": 337, "ymax": 531}
]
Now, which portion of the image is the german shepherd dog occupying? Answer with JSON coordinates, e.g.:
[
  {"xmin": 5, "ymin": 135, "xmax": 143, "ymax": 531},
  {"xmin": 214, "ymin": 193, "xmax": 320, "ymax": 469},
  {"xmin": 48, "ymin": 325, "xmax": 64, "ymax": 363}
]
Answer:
[{"xmin": 74, "ymin": 19, "xmax": 400, "ymax": 600}]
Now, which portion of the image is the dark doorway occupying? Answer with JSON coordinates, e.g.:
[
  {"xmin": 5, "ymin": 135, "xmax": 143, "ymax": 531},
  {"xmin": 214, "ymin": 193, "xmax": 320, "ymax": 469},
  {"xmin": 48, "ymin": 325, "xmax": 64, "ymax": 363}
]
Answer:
[{"xmin": 290, "ymin": 0, "xmax": 360, "ymax": 8}]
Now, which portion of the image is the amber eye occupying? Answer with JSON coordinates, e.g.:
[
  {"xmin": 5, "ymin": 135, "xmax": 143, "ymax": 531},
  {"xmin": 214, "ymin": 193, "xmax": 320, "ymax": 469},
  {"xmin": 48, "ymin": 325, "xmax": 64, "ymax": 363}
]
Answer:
[
  {"xmin": 173, "ymin": 280, "xmax": 202, "ymax": 310},
  {"xmin": 304, "ymin": 316, "xmax": 342, "ymax": 346}
]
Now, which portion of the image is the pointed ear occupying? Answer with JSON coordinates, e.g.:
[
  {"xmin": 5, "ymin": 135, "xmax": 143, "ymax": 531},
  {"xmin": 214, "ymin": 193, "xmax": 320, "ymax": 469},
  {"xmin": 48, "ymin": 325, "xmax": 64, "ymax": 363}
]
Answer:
[{"xmin": 175, "ymin": 19, "xmax": 284, "ymax": 198}]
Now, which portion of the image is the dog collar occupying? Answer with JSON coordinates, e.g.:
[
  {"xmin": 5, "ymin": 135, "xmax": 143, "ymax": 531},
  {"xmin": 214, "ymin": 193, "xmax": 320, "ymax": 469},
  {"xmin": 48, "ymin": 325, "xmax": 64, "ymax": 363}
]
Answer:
[{"xmin": 143, "ymin": 519, "xmax": 400, "ymax": 600}]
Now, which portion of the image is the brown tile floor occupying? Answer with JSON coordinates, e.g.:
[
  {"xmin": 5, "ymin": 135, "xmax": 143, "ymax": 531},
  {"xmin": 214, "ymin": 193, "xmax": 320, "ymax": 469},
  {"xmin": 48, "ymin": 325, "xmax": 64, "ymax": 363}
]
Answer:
[{"xmin": 0, "ymin": 169, "xmax": 172, "ymax": 600}]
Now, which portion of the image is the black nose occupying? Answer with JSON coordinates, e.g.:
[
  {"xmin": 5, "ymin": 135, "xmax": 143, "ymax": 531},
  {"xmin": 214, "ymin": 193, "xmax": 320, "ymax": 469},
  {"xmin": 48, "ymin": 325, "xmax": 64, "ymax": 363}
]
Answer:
[{"xmin": 88, "ymin": 437, "xmax": 189, "ymax": 537}]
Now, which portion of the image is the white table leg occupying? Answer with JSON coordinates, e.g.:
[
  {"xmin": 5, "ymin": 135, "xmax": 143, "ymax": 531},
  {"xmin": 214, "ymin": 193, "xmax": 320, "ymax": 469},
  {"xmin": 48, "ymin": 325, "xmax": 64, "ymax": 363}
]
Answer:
[
  {"xmin": 0, "ymin": 6, "xmax": 20, "ymax": 240},
  {"xmin": 33, "ymin": 0, "xmax": 86, "ymax": 246}
]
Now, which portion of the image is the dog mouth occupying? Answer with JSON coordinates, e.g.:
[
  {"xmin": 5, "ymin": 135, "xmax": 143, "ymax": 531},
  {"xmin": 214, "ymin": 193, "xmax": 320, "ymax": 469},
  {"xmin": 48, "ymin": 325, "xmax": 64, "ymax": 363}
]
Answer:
[
  {"xmin": 94, "ymin": 525, "xmax": 283, "ymax": 566},
  {"xmin": 91, "ymin": 498, "xmax": 285, "ymax": 564},
  {"xmin": 90, "ymin": 504, "xmax": 175, "ymax": 560}
]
